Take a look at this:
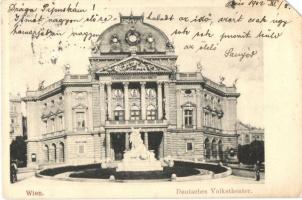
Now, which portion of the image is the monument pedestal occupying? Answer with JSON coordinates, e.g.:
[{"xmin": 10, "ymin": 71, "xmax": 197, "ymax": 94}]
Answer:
[{"xmin": 116, "ymin": 160, "xmax": 163, "ymax": 172}]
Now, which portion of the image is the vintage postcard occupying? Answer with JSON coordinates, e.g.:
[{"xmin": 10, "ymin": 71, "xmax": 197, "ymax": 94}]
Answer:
[{"xmin": 1, "ymin": 0, "xmax": 302, "ymax": 198}]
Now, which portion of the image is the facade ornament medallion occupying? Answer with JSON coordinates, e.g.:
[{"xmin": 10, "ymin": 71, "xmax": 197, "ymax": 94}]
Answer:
[{"xmin": 125, "ymin": 27, "xmax": 141, "ymax": 46}]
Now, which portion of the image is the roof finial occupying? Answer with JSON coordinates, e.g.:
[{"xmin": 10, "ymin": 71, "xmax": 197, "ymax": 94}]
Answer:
[{"xmin": 196, "ymin": 61, "xmax": 203, "ymax": 73}]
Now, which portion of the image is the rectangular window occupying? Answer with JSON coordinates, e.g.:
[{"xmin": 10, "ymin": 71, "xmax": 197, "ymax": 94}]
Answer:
[
  {"xmin": 76, "ymin": 112, "xmax": 85, "ymax": 129},
  {"xmin": 79, "ymin": 145, "xmax": 84, "ymax": 154},
  {"xmin": 51, "ymin": 118, "xmax": 55, "ymax": 132},
  {"xmin": 186, "ymin": 142, "xmax": 193, "ymax": 152},
  {"xmin": 114, "ymin": 111, "xmax": 124, "ymax": 121},
  {"xmin": 147, "ymin": 110, "xmax": 157, "ymax": 120},
  {"xmin": 44, "ymin": 120, "xmax": 48, "ymax": 133},
  {"xmin": 130, "ymin": 110, "xmax": 141, "ymax": 120},
  {"xmin": 31, "ymin": 153, "xmax": 36, "ymax": 162},
  {"xmin": 184, "ymin": 110, "xmax": 193, "ymax": 128},
  {"xmin": 58, "ymin": 116, "xmax": 63, "ymax": 130}
]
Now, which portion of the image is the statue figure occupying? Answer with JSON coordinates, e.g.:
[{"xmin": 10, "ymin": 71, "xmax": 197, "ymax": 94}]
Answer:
[
  {"xmin": 219, "ymin": 75, "xmax": 225, "ymax": 85},
  {"xmin": 123, "ymin": 128, "xmax": 155, "ymax": 161},
  {"xmin": 91, "ymin": 41, "xmax": 99, "ymax": 54},
  {"xmin": 116, "ymin": 127, "xmax": 163, "ymax": 172},
  {"xmin": 196, "ymin": 61, "xmax": 203, "ymax": 73},
  {"xmin": 63, "ymin": 64, "xmax": 71, "ymax": 75},
  {"xmin": 38, "ymin": 80, "xmax": 45, "ymax": 90},
  {"xmin": 233, "ymin": 78, "xmax": 238, "ymax": 88}
]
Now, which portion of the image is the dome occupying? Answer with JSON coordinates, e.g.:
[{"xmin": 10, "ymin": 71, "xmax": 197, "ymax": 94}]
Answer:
[{"xmin": 92, "ymin": 14, "xmax": 175, "ymax": 55}]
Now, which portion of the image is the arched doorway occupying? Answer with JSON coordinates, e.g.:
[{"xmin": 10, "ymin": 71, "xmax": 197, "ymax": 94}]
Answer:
[
  {"xmin": 204, "ymin": 138, "xmax": 211, "ymax": 159},
  {"xmin": 44, "ymin": 145, "xmax": 49, "ymax": 163},
  {"xmin": 52, "ymin": 143, "xmax": 57, "ymax": 163},
  {"xmin": 59, "ymin": 142, "xmax": 65, "ymax": 162},
  {"xmin": 218, "ymin": 140, "xmax": 223, "ymax": 160},
  {"xmin": 211, "ymin": 139, "xmax": 217, "ymax": 159}
]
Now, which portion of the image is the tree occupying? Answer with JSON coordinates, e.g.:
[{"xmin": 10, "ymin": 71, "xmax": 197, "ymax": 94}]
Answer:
[
  {"xmin": 10, "ymin": 136, "xmax": 27, "ymax": 167},
  {"xmin": 238, "ymin": 140, "xmax": 264, "ymax": 165}
]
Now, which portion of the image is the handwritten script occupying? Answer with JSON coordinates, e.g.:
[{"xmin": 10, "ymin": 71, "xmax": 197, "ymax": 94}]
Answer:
[{"xmin": 6, "ymin": 0, "xmax": 295, "ymax": 64}]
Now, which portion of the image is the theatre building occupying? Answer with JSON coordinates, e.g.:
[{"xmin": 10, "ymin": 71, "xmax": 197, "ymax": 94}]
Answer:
[{"xmin": 23, "ymin": 15, "xmax": 240, "ymax": 168}]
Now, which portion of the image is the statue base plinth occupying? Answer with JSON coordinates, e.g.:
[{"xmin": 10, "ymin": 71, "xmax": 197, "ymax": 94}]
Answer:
[{"xmin": 116, "ymin": 160, "xmax": 163, "ymax": 172}]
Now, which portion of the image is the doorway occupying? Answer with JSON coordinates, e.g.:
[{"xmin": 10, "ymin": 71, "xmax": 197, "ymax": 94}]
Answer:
[
  {"xmin": 148, "ymin": 132, "xmax": 163, "ymax": 160},
  {"xmin": 111, "ymin": 133, "xmax": 125, "ymax": 160}
]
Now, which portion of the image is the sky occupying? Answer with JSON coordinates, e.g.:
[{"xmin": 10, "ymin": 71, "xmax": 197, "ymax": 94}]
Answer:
[{"xmin": 7, "ymin": 6, "xmax": 264, "ymax": 127}]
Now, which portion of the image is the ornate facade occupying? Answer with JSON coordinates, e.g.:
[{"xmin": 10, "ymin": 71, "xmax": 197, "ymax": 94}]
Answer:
[
  {"xmin": 23, "ymin": 14, "xmax": 240, "ymax": 168},
  {"xmin": 237, "ymin": 121, "xmax": 264, "ymax": 145},
  {"xmin": 10, "ymin": 93, "xmax": 24, "ymax": 141}
]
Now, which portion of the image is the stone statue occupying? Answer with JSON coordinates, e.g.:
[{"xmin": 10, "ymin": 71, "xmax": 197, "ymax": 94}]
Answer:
[
  {"xmin": 116, "ymin": 127, "xmax": 163, "ymax": 172},
  {"xmin": 233, "ymin": 78, "xmax": 238, "ymax": 88},
  {"xmin": 219, "ymin": 75, "xmax": 225, "ymax": 85},
  {"xmin": 196, "ymin": 61, "xmax": 203, "ymax": 73},
  {"xmin": 38, "ymin": 80, "xmax": 45, "ymax": 90},
  {"xmin": 63, "ymin": 64, "xmax": 71, "ymax": 75},
  {"xmin": 124, "ymin": 128, "xmax": 155, "ymax": 161}
]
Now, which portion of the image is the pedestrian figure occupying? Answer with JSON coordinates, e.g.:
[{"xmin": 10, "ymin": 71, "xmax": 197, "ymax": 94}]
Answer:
[
  {"xmin": 10, "ymin": 160, "xmax": 18, "ymax": 183},
  {"xmin": 254, "ymin": 160, "xmax": 260, "ymax": 181}
]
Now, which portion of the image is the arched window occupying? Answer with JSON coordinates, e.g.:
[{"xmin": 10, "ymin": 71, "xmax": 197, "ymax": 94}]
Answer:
[
  {"xmin": 114, "ymin": 106, "xmax": 124, "ymax": 121},
  {"xmin": 130, "ymin": 105, "xmax": 141, "ymax": 120},
  {"xmin": 218, "ymin": 140, "xmax": 223, "ymax": 160},
  {"xmin": 59, "ymin": 142, "xmax": 65, "ymax": 162},
  {"xmin": 211, "ymin": 139, "xmax": 218, "ymax": 159},
  {"xmin": 146, "ymin": 105, "xmax": 157, "ymax": 120},
  {"xmin": 44, "ymin": 145, "xmax": 49, "ymax": 162},
  {"xmin": 52, "ymin": 143, "xmax": 57, "ymax": 163},
  {"xmin": 204, "ymin": 138, "xmax": 211, "ymax": 159}
]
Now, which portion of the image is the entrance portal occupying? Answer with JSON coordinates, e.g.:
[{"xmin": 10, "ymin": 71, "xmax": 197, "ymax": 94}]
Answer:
[
  {"xmin": 111, "ymin": 133, "xmax": 125, "ymax": 160},
  {"xmin": 148, "ymin": 132, "xmax": 163, "ymax": 160}
]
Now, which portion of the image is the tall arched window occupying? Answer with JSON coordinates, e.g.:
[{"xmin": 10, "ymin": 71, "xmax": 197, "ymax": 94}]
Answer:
[
  {"xmin": 211, "ymin": 139, "xmax": 217, "ymax": 159},
  {"xmin": 204, "ymin": 138, "xmax": 211, "ymax": 159},
  {"xmin": 52, "ymin": 143, "xmax": 57, "ymax": 163},
  {"xmin": 59, "ymin": 142, "xmax": 65, "ymax": 162},
  {"xmin": 218, "ymin": 140, "xmax": 223, "ymax": 160},
  {"xmin": 146, "ymin": 105, "xmax": 157, "ymax": 120},
  {"xmin": 44, "ymin": 145, "xmax": 49, "ymax": 162}
]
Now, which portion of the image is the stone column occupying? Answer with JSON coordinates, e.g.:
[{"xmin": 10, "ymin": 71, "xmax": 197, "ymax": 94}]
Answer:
[
  {"xmin": 99, "ymin": 83, "xmax": 106, "ymax": 125},
  {"xmin": 140, "ymin": 82, "xmax": 146, "ymax": 120},
  {"xmin": 144, "ymin": 132, "xmax": 149, "ymax": 150},
  {"xmin": 164, "ymin": 82, "xmax": 169, "ymax": 121},
  {"xmin": 157, "ymin": 82, "xmax": 163, "ymax": 120},
  {"xmin": 176, "ymin": 89, "xmax": 182, "ymax": 129},
  {"xmin": 196, "ymin": 89, "xmax": 202, "ymax": 129},
  {"xmin": 106, "ymin": 132, "xmax": 110, "ymax": 159},
  {"xmin": 106, "ymin": 83, "xmax": 112, "ymax": 120},
  {"xmin": 124, "ymin": 82, "xmax": 129, "ymax": 121}
]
